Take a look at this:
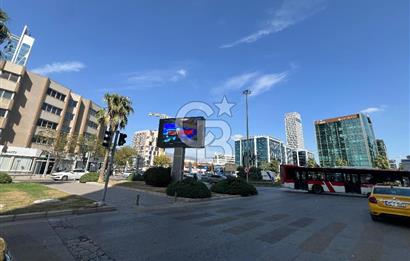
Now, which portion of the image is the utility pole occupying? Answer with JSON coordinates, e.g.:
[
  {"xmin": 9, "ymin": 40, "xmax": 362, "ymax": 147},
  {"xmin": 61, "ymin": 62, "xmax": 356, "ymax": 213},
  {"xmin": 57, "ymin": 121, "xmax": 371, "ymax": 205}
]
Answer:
[{"xmin": 243, "ymin": 89, "xmax": 251, "ymax": 182}]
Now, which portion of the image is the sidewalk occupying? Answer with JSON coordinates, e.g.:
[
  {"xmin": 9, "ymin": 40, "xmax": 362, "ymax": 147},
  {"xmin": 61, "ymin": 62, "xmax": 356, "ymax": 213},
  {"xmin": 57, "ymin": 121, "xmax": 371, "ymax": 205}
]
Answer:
[{"xmin": 46, "ymin": 182, "xmax": 175, "ymax": 212}]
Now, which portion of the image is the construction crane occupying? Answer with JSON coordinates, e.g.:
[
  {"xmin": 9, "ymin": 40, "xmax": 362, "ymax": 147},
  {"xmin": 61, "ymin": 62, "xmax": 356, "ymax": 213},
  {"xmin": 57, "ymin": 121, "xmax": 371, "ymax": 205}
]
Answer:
[{"xmin": 148, "ymin": 112, "xmax": 171, "ymax": 119}]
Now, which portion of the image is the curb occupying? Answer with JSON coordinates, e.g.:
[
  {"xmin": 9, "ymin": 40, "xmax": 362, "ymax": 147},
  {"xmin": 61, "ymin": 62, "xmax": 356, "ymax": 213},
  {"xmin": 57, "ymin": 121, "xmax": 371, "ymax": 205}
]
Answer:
[
  {"xmin": 0, "ymin": 206, "xmax": 116, "ymax": 223},
  {"xmin": 114, "ymin": 185, "xmax": 242, "ymax": 202}
]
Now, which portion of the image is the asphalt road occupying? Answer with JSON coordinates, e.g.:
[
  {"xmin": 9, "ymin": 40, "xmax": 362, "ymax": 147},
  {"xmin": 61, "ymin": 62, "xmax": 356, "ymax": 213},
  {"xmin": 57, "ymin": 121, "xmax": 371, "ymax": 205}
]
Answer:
[{"xmin": 1, "ymin": 185, "xmax": 410, "ymax": 261}]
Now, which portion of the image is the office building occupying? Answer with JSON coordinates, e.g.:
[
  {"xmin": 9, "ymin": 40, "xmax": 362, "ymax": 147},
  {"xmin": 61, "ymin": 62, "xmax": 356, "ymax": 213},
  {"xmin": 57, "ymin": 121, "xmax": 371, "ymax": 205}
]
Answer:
[
  {"xmin": 376, "ymin": 139, "xmax": 387, "ymax": 157},
  {"xmin": 285, "ymin": 112, "xmax": 305, "ymax": 149},
  {"xmin": 234, "ymin": 135, "xmax": 286, "ymax": 167},
  {"xmin": 212, "ymin": 153, "xmax": 235, "ymax": 166},
  {"xmin": 389, "ymin": 159, "xmax": 397, "ymax": 169},
  {"xmin": 133, "ymin": 130, "xmax": 164, "ymax": 169},
  {"xmin": 400, "ymin": 156, "xmax": 410, "ymax": 171},
  {"xmin": 315, "ymin": 113, "xmax": 378, "ymax": 168},
  {"xmin": 287, "ymin": 148, "xmax": 315, "ymax": 167},
  {"xmin": 3, "ymin": 25, "xmax": 34, "ymax": 66},
  {"xmin": 0, "ymin": 61, "xmax": 103, "ymax": 174}
]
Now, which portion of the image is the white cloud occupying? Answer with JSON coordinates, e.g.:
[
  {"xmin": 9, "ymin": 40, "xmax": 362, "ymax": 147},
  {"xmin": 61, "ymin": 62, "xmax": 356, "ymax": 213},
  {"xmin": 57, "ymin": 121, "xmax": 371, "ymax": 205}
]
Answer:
[
  {"xmin": 231, "ymin": 134, "xmax": 243, "ymax": 141},
  {"xmin": 213, "ymin": 70, "xmax": 288, "ymax": 96},
  {"xmin": 221, "ymin": 0, "xmax": 326, "ymax": 48},
  {"xmin": 32, "ymin": 61, "xmax": 85, "ymax": 75},
  {"xmin": 361, "ymin": 105, "xmax": 387, "ymax": 114},
  {"xmin": 127, "ymin": 68, "xmax": 188, "ymax": 86}
]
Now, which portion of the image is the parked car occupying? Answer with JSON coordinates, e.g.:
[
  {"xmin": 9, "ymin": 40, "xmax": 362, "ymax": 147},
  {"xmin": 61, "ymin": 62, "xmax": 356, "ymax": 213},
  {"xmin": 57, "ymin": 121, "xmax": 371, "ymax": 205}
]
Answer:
[
  {"xmin": 51, "ymin": 169, "xmax": 89, "ymax": 181},
  {"xmin": 201, "ymin": 173, "xmax": 227, "ymax": 184},
  {"xmin": 368, "ymin": 185, "xmax": 410, "ymax": 221}
]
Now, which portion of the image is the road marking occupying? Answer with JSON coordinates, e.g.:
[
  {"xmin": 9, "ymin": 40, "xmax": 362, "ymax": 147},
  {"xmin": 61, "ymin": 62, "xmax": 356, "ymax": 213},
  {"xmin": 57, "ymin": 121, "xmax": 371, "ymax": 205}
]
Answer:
[
  {"xmin": 299, "ymin": 222, "xmax": 346, "ymax": 253},
  {"xmin": 173, "ymin": 212, "xmax": 214, "ymax": 221},
  {"xmin": 288, "ymin": 217, "xmax": 315, "ymax": 228},
  {"xmin": 224, "ymin": 221, "xmax": 265, "ymax": 235},
  {"xmin": 256, "ymin": 227, "xmax": 297, "ymax": 244},
  {"xmin": 237, "ymin": 210, "xmax": 265, "ymax": 217},
  {"xmin": 195, "ymin": 216, "xmax": 238, "ymax": 226}
]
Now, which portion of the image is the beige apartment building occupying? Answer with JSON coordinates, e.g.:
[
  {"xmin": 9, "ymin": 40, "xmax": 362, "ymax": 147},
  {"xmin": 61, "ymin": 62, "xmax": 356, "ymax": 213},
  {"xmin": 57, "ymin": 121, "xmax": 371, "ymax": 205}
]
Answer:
[
  {"xmin": 133, "ymin": 130, "xmax": 164, "ymax": 169},
  {"xmin": 0, "ymin": 60, "xmax": 103, "ymax": 174}
]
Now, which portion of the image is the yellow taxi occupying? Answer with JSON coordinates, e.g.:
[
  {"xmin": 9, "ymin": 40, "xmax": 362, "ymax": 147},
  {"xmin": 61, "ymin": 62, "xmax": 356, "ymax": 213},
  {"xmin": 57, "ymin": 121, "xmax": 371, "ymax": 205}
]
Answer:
[{"xmin": 368, "ymin": 185, "xmax": 410, "ymax": 221}]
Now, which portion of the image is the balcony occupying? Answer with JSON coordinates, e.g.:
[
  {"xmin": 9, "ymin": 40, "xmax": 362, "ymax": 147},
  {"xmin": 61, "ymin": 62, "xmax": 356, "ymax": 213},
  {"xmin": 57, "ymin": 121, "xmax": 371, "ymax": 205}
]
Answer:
[
  {"xmin": 0, "ymin": 98, "xmax": 12, "ymax": 110},
  {"xmin": 39, "ymin": 110, "xmax": 61, "ymax": 124},
  {"xmin": 0, "ymin": 78, "xmax": 19, "ymax": 92}
]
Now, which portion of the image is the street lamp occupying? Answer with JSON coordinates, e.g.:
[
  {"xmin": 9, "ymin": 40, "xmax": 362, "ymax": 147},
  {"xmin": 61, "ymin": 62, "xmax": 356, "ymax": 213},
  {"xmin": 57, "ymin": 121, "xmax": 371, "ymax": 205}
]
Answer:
[{"xmin": 242, "ymin": 89, "xmax": 251, "ymax": 182}]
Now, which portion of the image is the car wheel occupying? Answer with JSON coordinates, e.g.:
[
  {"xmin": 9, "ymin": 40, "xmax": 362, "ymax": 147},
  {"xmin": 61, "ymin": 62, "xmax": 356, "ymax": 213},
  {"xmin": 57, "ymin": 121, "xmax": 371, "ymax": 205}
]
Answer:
[
  {"xmin": 312, "ymin": 184, "xmax": 323, "ymax": 194},
  {"xmin": 370, "ymin": 214, "xmax": 380, "ymax": 222},
  {"xmin": 62, "ymin": 176, "xmax": 68, "ymax": 181}
]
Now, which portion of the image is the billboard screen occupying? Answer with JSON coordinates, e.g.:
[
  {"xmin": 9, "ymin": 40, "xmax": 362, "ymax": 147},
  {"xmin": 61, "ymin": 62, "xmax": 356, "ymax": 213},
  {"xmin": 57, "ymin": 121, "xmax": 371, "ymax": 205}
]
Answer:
[{"xmin": 157, "ymin": 117, "xmax": 205, "ymax": 148}]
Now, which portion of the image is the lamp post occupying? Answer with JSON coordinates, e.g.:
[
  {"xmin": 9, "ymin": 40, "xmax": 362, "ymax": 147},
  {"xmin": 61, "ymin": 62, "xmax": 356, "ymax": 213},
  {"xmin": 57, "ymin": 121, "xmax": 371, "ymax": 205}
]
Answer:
[{"xmin": 242, "ymin": 89, "xmax": 251, "ymax": 182}]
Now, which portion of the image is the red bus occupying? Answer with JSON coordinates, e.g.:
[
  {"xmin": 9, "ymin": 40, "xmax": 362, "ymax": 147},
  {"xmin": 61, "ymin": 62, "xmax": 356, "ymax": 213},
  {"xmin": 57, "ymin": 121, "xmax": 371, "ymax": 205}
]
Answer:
[{"xmin": 280, "ymin": 165, "xmax": 410, "ymax": 195}]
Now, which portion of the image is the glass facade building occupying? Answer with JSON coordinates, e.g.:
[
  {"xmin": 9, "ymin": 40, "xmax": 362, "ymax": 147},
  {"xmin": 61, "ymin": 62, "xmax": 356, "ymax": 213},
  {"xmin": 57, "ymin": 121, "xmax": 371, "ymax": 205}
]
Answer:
[
  {"xmin": 3, "ymin": 26, "xmax": 34, "ymax": 66},
  {"xmin": 315, "ymin": 113, "xmax": 378, "ymax": 167},
  {"xmin": 234, "ymin": 136, "xmax": 287, "ymax": 167}
]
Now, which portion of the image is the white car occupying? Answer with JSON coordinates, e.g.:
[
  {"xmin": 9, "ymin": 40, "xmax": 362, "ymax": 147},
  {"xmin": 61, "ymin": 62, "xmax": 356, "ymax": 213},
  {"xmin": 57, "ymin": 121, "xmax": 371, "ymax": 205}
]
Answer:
[{"xmin": 51, "ymin": 169, "xmax": 88, "ymax": 181}]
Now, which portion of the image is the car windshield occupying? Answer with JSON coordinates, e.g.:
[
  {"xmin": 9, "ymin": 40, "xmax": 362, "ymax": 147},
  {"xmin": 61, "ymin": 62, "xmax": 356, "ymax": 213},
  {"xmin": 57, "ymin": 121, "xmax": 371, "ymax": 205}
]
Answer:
[{"xmin": 373, "ymin": 187, "xmax": 410, "ymax": 197}]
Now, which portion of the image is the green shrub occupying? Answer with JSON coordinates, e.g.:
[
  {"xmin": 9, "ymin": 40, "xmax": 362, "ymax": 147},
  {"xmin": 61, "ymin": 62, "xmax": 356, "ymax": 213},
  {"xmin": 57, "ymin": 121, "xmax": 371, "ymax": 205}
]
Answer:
[
  {"xmin": 166, "ymin": 179, "xmax": 211, "ymax": 198},
  {"xmin": 127, "ymin": 173, "xmax": 144, "ymax": 181},
  {"xmin": 79, "ymin": 172, "xmax": 98, "ymax": 183},
  {"xmin": 211, "ymin": 177, "xmax": 257, "ymax": 196},
  {"xmin": 0, "ymin": 172, "xmax": 12, "ymax": 184},
  {"xmin": 144, "ymin": 167, "xmax": 171, "ymax": 187},
  {"xmin": 249, "ymin": 167, "xmax": 262, "ymax": 181}
]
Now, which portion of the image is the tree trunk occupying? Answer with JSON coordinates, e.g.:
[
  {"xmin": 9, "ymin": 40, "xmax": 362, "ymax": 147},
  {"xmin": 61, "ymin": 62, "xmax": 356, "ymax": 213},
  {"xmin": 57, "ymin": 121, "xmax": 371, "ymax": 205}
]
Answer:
[{"xmin": 98, "ymin": 150, "xmax": 110, "ymax": 183}]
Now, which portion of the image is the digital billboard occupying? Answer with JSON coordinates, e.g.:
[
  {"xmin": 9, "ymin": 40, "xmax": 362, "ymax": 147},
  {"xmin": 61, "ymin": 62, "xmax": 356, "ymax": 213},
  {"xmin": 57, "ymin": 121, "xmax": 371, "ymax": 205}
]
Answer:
[{"xmin": 157, "ymin": 117, "xmax": 205, "ymax": 148}]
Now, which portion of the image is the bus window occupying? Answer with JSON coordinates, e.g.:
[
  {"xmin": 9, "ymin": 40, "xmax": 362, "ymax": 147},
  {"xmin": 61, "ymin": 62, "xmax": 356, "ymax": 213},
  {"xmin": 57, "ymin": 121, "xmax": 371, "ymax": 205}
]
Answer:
[
  {"xmin": 326, "ymin": 173, "xmax": 343, "ymax": 182},
  {"xmin": 360, "ymin": 174, "xmax": 373, "ymax": 184}
]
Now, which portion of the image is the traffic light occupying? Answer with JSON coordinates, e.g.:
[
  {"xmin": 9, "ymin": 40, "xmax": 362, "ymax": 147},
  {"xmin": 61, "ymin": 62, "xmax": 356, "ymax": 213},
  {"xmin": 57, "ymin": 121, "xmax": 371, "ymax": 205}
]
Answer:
[
  {"xmin": 102, "ymin": 131, "xmax": 113, "ymax": 148},
  {"xmin": 118, "ymin": 133, "xmax": 127, "ymax": 146}
]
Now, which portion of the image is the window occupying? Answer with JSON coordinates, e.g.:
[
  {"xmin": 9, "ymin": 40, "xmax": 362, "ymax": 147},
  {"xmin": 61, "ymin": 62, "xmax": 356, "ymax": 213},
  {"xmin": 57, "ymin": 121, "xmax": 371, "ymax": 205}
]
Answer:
[
  {"xmin": 37, "ymin": 119, "xmax": 58, "ymax": 130},
  {"xmin": 11, "ymin": 157, "xmax": 33, "ymax": 171},
  {"xmin": 0, "ymin": 70, "xmax": 20, "ymax": 82},
  {"xmin": 32, "ymin": 135, "xmax": 53, "ymax": 145},
  {"xmin": 0, "ymin": 89, "xmax": 13, "ymax": 99},
  {"xmin": 87, "ymin": 121, "xmax": 98, "ymax": 129},
  {"xmin": 68, "ymin": 99, "xmax": 78, "ymax": 108},
  {"xmin": 0, "ymin": 108, "xmax": 7, "ymax": 117},
  {"xmin": 89, "ymin": 109, "xmax": 97, "ymax": 117},
  {"xmin": 64, "ymin": 112, "xmax": 74, "ymax": 121},
  {"xmin": 42, "ymin": 103, "xmax": 62, "ymax": 116},
  {"xmin": 46, "ymin": 88, "xmax": 66, "ymax": 102},
  {"xmin": 61, "ymin": 125, "xmax": 71, "ymax": 133}
]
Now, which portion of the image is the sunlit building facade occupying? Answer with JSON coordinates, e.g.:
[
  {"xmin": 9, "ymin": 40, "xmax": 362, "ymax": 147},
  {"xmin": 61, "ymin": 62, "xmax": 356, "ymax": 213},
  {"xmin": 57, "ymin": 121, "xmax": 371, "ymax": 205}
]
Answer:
[{"xmin": 315, "ymin": 113, "xmax": 378, "ymax": 168}]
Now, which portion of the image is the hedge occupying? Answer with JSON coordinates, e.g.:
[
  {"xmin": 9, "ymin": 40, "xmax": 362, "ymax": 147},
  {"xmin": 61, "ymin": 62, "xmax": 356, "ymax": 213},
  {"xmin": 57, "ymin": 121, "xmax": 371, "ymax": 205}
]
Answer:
[
  {"xmin": 127, "ymin": 173, "xmax": 144, "ymax": 181},
  {"xmin": 144, "ymin": 167, "xmax": 171, "ymax": 187},
  {"xmin": 211, "ymin": 177, "xmax": 257, "ymax": 196},
  {"xmin": 79, "ymin": 172, "xmax": 99, "ymax": 183},
  {"xmin": 166, "ymin": 179, "xmax": 211, "ymax": 198},
  {"xmin": 0, "ymin": 172, "xmax": 12, "ymax": 184}
]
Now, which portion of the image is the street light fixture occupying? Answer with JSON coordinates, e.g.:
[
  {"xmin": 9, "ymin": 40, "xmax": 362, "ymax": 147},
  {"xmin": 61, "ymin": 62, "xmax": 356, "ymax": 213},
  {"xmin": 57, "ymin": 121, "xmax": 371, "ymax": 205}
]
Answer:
[{"xmin": 242, "ymin": 89, "xmax": 251, "ymax": 182}]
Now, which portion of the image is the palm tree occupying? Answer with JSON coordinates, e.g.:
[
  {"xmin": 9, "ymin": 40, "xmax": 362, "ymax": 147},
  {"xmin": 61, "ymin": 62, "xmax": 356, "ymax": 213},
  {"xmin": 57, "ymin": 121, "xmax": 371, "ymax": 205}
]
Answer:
[
  {"xmin": 97, "ymin": 93, "xmax": 134, "ymax": 182},
  {"xmin": 0, "ymin": 9, "xmax": 10, "ymax": 48}
]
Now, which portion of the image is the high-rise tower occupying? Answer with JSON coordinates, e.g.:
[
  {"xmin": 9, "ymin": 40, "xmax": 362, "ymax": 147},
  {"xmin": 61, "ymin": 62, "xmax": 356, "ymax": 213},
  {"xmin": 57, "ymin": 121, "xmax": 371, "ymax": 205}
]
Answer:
[{"xmin": 285, "ymin": 112, "xmax": 305, "ymax": 149}]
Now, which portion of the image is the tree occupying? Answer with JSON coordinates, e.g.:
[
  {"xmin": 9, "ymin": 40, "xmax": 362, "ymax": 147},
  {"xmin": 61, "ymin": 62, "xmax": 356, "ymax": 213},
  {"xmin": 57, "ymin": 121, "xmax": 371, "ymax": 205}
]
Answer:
[
  {"xmin": 260, "ymin": 159, "xmax": 280, "ymax": 173},
  {"xmin": 374, "ymin": 154, "xmax": 389, "ymax": 170},
  {"xmin": 37, "ymin": 129, "xmax": 69, "ymax": 174},
  {"xmin": 335, "ymin": 158, "xmax": 348, "ymax": 167},
  {"xmin": 115, "ymin": 146, "xmax": 136, "ymax": 168},
  {"xmin": 97, "ymin": 93, "xmax": 134, "ymax": 182},
  {"xmin": 153, "ymin": 154, "xmax": 171, "ymax": 167},
  {"xmin": 0, "ymin": 9, "xmax": 10, "ymax": 49},
  {"xmin": 307, "ymin": 158, "xmax": 319, "ymax": 168}
]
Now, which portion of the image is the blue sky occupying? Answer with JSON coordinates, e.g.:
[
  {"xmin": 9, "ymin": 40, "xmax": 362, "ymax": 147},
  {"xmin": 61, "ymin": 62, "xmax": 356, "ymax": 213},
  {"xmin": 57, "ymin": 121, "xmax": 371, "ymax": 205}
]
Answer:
[{"xmin": 5, "ymin": 0, "xmax": 409, "ymax": 161}]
